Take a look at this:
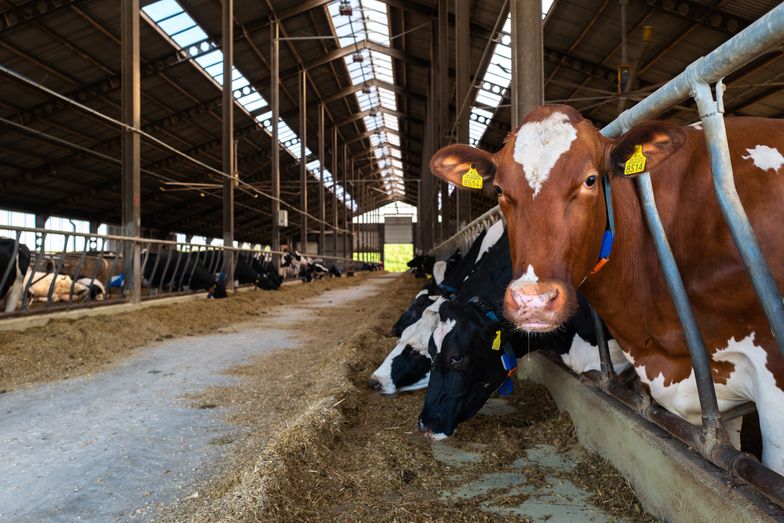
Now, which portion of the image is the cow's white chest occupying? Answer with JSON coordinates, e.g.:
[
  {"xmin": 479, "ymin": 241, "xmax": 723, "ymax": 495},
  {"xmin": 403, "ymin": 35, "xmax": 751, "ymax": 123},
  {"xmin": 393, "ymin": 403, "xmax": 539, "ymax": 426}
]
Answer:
[
  {"xmin": 513, "ymin": 112, "xmax": 577, "ymax": 197},
  {"xmin": 561, "ymin": 335, "xmax": 630, "ymax": 375},
  {"xmin": 742, "ymin": 144, "xmax": 784, "ymax": 173}
]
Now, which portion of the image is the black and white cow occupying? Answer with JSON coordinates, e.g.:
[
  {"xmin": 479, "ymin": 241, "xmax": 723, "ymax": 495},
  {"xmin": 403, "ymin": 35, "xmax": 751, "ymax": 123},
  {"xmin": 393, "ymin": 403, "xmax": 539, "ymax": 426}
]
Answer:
[
  {"xmin": 407, "ymin": 254, "xmax": 435, "ymax": 278},
  {"xmin": 417, "ymin": 232, "xmax": 629, "ymax": 440},
  {"xmin": 143, "ymin": 251, "xmax": 227, "ymax": 298},
  {"xmin": 196, "ymin": 251, "xmax": 281, "ymax": 290},
  {"xmin": 372, "ymin": 220, "xmax": 508, "ymax": 393},
  {"xmin": 0, "ymin": 238, "xmax": 31, "ymax": 312}
]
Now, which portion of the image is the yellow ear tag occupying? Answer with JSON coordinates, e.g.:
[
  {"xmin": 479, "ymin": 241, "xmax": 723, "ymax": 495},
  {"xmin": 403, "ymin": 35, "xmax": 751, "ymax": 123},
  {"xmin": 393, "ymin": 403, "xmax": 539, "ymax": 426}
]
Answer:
[
  {"xmin": 623, "ymin": 145, "xmax": 647, "ymax": 176},
  {"xmin": 461, "ymin": 165, "xmax": 484, "ymax": 189},
  {"xmin": 491, "ymin": 330, "xmax": 502, "ymax": 351}
]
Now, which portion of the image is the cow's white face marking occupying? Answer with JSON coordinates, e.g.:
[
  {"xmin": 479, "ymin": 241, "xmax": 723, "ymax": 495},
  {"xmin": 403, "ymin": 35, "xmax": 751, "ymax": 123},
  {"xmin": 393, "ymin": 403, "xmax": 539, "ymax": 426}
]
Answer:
[
  {"xmin": 432, "ymin": 261, "xmax": 447, "ymax": 284},
  {"xmin": 628, "ymin": 332, "xmax": 784, "ymax": 475},
  {"xmin": 742, "ymin": 145, "xmax": 784, "ymax": 173},
  {"xmin": 474, "ymin": 220, "xmax": 505, "ymax": 266},
  {"xmin": 520, "ymin": 265, "xmax": 538, "ymax": 283},
  {"xmin": 415, "ymin": 289, "xmax": 428, "ymax": 299},
  {"xmin": 432, "ymin": 318, "xmax": 456, "ymax": 353},
  {"xmin": 370, "ymin": 340, "xmax": 407, "ymax": 394},
  {"xmin": 513, "ymin": 111, "xmax": 577, "ymax": 197}
]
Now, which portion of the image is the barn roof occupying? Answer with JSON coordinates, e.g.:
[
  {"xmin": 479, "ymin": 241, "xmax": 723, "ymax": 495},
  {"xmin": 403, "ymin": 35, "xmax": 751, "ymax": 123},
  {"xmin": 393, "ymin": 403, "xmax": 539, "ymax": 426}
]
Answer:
[{"xmin": 1, "ymin": 0, "xmax": 782, "ymax": 242}]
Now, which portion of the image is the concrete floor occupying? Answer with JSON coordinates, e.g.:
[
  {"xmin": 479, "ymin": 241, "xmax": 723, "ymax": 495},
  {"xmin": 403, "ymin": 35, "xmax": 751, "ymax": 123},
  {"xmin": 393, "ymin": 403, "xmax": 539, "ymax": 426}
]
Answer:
[
  {"xmin": 435, "ymin": 398, "xmax": 627, "ymax": 523},
  {"xmin": 0, "ymin": 275, "xmax": 395, "ymax": 523}
]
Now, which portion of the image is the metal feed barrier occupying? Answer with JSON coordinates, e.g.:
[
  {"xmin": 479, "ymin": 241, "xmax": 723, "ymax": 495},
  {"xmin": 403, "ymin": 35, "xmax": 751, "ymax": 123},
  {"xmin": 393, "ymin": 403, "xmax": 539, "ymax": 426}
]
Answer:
[
  {"xmin": 0, "ymin": 225, "xmax": 354, "ymax": 318},
  {"xmin": 429, "ymin": 4, "xmax": 784, "ymax": 507}
]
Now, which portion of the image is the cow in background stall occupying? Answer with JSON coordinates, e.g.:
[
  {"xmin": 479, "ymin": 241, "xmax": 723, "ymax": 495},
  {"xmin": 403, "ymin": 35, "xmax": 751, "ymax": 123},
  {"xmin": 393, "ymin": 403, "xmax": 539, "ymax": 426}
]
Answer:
[
  {"xmin": 0, "ymin": 239, "xmax": 31, "ymax": 312},
  {"xmin": 143, "ymin": 251, "xmax": 227, "ymax": 298},
  {"xmin": 429, "ymin": 104, "xmax": 784, "ymax": 472}
]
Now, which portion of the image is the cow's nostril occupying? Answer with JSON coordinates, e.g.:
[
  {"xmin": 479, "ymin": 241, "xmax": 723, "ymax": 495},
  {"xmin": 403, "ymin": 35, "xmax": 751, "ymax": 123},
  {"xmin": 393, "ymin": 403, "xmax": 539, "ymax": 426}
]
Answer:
[
  {"xmin": 369, "ymin": 379, "xmax": 382, "ymax": 391},
  {"xmin": 544, "ymin": 289, "xmax": 558, "ymax": 302}
]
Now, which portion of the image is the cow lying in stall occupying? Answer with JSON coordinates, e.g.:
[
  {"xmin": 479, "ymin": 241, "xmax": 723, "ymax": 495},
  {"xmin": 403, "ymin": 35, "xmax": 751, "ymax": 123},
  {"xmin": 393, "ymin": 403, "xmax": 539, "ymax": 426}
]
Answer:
[
  {"xmin": 281, "ymin": 250, "xmax": 333, "ymax": 282},
  {"xmin": 429, "ymin": 104, "xmax": 784, "ymax": 473},
  {"xmin": 24, "ymin": 272, "xmax": 106, "ymax": 304}
]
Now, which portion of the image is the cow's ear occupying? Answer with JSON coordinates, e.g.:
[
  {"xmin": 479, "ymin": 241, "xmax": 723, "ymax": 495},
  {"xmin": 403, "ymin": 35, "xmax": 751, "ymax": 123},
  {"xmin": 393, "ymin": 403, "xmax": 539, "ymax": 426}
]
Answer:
[
  {"xmin": 430, "ymin": 144, "xmax": 496, "ymax": 191},
  {"xmin": 607, "ymin": 122, "xmax": 686, "ymax": 178}
]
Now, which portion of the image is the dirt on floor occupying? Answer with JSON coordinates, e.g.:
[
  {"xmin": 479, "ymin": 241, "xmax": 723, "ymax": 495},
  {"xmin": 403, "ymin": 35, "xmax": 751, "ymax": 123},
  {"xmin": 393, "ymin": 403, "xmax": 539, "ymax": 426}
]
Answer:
[
  {"xmin": 0, "ymin": 273, "xmax": 371, "ymax": 392},
  {"xmin": 161, "ymin": 272, "xmax": 654, "ymax": 522}
]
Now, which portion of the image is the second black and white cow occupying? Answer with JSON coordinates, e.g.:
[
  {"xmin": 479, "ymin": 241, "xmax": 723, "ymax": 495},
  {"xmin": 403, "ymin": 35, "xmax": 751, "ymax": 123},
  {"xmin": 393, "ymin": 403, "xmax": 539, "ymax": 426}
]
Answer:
[
  {"xmin": 417, "ymin": 232, "xmax": 628, "ymax": 440},
  {"xmin": 372, "ymin": 220, "xmax": 508, "ymax": 393},
  {"xmin": 143, "ymin": 251, "xmax": 227, "ymax": 298},
  {"xmin": 0, "ymin": 238, "xmax": 31, "ymax": 313}
]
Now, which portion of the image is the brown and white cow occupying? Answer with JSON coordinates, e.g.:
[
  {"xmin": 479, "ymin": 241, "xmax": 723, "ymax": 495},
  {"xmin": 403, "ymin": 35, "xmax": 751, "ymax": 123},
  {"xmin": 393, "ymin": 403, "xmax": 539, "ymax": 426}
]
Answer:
[{"xmin": 430, "ymin": 104, "xmax": 784, "ymax": 474}]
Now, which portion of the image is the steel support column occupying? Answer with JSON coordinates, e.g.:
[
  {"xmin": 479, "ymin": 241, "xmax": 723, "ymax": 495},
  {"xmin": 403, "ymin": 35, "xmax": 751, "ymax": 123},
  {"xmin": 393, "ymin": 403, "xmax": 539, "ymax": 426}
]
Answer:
[
  {"xmin": 318, "ymin": 103, "xmax": 326, "ymax": 255},
  {"xmin": 222, "ymin": 0, "xmax": 235, "ymax": 287},
  {"xmin": 343, "ymin": 145, "xmax": 349, "ymax": 271},
  {"xmin": 511, "ymin": 0, "xmax": 543, "ymax": 126},
  {"xmin": 332, "ymin": 126, "xmax": 339, "ymax": 259},
  {"xmin": 271, "ymin": 21, "xmax": 280, "ymax": 268},
  {"xmin": 455, "ymin": 0, "xmax": 471, "ymax": 227},
  {"xmin": 299, "ymin": 68, "xmax": 308, "ymax": 254},
  {"xmin": 121, "ymin": 0, "xmax": 141, "ymax": 302}
]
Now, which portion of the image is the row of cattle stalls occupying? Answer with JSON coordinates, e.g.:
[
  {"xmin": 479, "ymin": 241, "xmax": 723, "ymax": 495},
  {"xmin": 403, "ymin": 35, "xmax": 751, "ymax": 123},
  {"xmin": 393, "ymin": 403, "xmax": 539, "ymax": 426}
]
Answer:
[
  {"xmin": 431, "ymin": 3, "xmax": 784, "ymax": 516},
  {"xmin": 0, "ymin": 0, "xmax": 370, "ymax": 317},
  {"xmin": 0, "ymin": 223, "xmax": 354, "ymax": 318}
]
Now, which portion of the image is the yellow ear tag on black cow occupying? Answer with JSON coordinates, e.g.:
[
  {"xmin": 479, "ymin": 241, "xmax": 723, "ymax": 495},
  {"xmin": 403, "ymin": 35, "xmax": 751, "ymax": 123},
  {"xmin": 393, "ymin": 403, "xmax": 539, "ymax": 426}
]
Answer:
[
  {"xmin": 491, "ymin": 330, "xmax": 502, "ymax": 351},
  {"xmin": 623, "ymin": 145, "xmax": 647, "ymax": 176},
  {"xmin": 461, "ymin": 165, "xmax": 484, "ymax": 190}
]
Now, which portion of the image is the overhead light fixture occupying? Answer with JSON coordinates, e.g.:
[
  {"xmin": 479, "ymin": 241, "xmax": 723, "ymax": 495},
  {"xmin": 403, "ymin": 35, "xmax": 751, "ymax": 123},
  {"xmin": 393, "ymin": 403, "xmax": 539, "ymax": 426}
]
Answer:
[
  {"xmin": 339, "ymin": 0, "xmax": 352, "ymax": 16},
  {"xmin": 352, "ymin": 52, "xmax": 364, "ymax": 63}
]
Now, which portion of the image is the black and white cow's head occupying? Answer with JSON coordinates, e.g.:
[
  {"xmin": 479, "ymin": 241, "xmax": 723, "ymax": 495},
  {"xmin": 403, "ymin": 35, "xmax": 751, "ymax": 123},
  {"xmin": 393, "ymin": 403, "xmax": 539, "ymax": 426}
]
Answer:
[
  {"xmin": 370, "ymin": 297, "xmax": 446, "ymax": 394},
  {"xmin": 391, "ymin": 285, "xmax": 443, "ymax": 337},
  {"xmin": 418, "ymin": 300, "xmax": 516, "ymax": 440}
]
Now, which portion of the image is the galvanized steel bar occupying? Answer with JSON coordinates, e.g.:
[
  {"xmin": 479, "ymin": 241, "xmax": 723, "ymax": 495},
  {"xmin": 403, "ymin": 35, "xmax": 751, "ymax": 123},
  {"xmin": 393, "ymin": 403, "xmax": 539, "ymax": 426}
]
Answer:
[
  {"xmin": 511, "ymin": 0, "xmax": 543, "ymax": 127},
  {"xmin": 692, "ymin": 80, "xmax": 784, "ymax": 355},
  {"xmin": 637, "ymin": 173, "xmax": 722, "ymax": 442}
]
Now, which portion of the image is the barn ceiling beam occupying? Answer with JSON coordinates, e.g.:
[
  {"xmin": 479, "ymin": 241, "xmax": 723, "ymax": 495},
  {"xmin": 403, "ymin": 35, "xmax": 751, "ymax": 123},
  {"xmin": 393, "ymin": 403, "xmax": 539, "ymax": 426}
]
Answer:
[
  {"xmin": 641, "ymin": 0, "xmax": 751, "ymax": 35},
  {"xmin": 0, "ymin": 0, "xmax": 79, "ymax": 32}
]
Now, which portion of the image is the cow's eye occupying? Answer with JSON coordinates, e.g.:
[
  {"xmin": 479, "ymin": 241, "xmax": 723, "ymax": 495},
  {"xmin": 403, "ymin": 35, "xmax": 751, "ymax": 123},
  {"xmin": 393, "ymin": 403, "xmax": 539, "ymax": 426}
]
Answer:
[
  {"xmin": 584, "ymin": 175, "xmax": 597, "ymax": 188},
  {"xmin": 450, "ymin": 355, "xmax": 464, "ymax": 367},
  {"xmin": 493, "ymin": 185, "xmax": 503, "ymax": 197}
]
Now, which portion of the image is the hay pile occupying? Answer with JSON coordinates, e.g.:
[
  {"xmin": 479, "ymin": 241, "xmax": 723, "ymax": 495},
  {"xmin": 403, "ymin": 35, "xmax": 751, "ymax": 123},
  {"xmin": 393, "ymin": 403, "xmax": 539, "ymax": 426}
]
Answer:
[
  {"xmin": 0, "ymin": 274, "xmax": 370, "ymax": 392},
  {"xmin": 165, "ymin": 273, "xmax": 654, "ymax": 522}
]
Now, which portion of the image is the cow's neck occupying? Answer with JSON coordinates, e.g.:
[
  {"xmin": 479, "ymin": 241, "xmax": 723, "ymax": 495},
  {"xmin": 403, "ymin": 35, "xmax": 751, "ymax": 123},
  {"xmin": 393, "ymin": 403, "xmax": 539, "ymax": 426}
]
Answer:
[{"xmin": 581, "ymin": 175, "xmax": 681, "ymax": 357}]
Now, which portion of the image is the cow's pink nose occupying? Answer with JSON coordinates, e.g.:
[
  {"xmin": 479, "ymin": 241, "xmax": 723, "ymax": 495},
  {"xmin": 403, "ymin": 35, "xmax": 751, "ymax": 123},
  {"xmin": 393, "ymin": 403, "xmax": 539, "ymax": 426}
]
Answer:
[
  {"xmin": 505, "ymin": 285, "xmax": 559, "ymax": 312},
  {"xmin": 514, "ymin": 288, "xmax": 558, "ymax": 309}
]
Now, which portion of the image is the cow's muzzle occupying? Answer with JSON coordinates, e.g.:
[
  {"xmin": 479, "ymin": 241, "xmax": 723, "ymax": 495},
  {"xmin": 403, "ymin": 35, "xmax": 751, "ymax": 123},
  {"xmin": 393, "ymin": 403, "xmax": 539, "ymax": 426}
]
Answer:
[{"xmin": 504, "ymin": 279, "xmax": 569, "ymax": 332}]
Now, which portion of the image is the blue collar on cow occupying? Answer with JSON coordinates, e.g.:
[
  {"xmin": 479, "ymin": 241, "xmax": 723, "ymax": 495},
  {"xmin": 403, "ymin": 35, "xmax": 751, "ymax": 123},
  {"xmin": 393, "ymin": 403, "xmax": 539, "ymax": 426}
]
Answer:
[
  {"xmin": 438, "ymin": 282, "xmax": 457, "ymax": 295},
  {"xmin": 467, "ymin": 296, "xmax": 518, "ymax": 396},
  {"xmin": 590, "ymin": 173, "xmax": 616, "ymax": 275}
]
